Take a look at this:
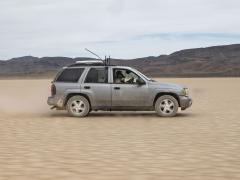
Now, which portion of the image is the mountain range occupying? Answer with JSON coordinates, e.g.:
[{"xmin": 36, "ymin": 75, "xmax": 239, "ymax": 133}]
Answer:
[{"xmin": 0, "ymin": 44, "xmax": 240, "ymax": 78}]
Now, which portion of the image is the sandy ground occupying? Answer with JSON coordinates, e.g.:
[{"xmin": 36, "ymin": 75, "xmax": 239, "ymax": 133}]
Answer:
[{"xmin": 0, "ymin": 78, "xmax": 240, "ymax": 180}]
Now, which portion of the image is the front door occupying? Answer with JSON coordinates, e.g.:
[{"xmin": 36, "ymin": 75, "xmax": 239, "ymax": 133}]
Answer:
[{"xmin": 111, "ymin": 68, "xmax": 149, "ymax": 108}]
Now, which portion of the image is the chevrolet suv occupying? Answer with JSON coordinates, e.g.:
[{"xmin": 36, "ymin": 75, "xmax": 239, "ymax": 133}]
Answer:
[{"xmin": 47, "ymin": 60, "xmax": 192, "ymax": 117}]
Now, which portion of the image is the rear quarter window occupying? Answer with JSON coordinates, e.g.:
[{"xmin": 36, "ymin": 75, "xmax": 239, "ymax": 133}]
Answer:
[
  {"xmin": 56, "ymin": 68, "xmax": 84, "ymax": 82},
  {"xmin": 85, "ymin": 67, "xmax": 108, "ymax": 83}
]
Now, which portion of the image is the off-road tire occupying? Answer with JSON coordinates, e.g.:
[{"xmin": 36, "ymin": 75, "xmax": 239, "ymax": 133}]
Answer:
[
  {"xmin": 66, "ymin": 95, "xmax": 90, "ymax": 117},
  {"xmin": 155, "ymin": 95, "xmax": 179, "ymax": 117}
]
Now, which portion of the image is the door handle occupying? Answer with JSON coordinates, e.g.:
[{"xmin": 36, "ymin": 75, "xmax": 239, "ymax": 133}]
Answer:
[
  {"xmin": 114, "ymin": 87, "xmax": 120, "ymax": 90},
  {"xmin": 84, "ymin": 86, "xmax": 91, "ymax": 89}
]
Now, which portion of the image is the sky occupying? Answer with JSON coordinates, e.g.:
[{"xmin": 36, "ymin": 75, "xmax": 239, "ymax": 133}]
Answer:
[{"xmin": 0, "ymin": 0, "xmax": 240, "ymax": 60}]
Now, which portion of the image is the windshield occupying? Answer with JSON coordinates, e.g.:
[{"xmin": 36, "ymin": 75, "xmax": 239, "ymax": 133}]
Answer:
[{"xmin": 131, "ymin": 68, "xmax": 154, "ymax": 81}]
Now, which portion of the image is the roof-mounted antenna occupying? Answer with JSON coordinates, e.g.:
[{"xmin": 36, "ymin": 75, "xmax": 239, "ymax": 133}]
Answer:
[
  {"xmin": 85, "ymin": 48, "xmax": 111, "ymax": 66},
  {"xmin": 105, "ymin": 55, "xmax": 111, "ymax": 66},
  {"xmin": 85, "ymin": 48, "xmax": 103, "ymax": 62}
]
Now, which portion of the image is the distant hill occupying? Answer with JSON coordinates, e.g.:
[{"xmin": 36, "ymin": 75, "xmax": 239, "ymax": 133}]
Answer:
[{"xmin": 1, "ymin": 44, "xmax": 240, "ymax": 78}]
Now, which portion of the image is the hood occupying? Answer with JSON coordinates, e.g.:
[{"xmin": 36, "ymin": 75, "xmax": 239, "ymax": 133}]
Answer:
[{"xmin": 149, "ymin": 81, "xmax": 184, "ymax": 90}]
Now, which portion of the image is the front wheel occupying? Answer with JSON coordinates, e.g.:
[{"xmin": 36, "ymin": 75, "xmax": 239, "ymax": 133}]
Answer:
[
  {"xmin": 155, "ymin": 95, "xmax": 179, "ymax": 117},
  {"xmin": 66, "ymin": 95, "xmax": 90, "ymax": 117}
]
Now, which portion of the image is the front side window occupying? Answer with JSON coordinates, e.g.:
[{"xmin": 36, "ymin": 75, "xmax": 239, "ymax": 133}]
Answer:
[
  {"xmin": 56, "ymin": 68, "xmax": 84, "ymax": 82},
  {"xmin": 85, "ymin": 67, "xmax": 108, "ymax": 83},
  {"xmin": 113, "ymin": 69, "xmax": 144, "ymax": 84}
]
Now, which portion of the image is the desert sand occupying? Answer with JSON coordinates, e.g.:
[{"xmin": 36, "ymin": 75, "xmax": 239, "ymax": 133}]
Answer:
[{"xmin": 0, "ymin": 78, "xmax": 240, "ymax": 180}]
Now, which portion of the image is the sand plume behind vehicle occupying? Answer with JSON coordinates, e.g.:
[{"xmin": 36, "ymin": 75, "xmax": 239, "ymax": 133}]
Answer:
[{"xmin": 0, "ymin": 79, "xmax": 51, "ymax": 116}]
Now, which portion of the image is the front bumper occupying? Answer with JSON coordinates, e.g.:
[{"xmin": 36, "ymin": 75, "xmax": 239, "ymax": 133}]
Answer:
[
  {"xmin": 47, "ymin": 96, "xmax": 65, "ymax": 108},
  {"xmin": 179, "ymin": 96, "xmax": 192, "ymax": 110}
]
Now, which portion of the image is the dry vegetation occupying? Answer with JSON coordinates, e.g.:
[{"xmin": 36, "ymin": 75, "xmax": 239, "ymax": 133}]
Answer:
[{"xmin": 0, "ymin": 78, "xmax": 240, "ymax": 179}]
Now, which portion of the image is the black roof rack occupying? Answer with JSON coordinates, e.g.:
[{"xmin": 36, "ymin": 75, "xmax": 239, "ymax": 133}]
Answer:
[
  {"xmin": 68, "ymin": 60, "xmax": 115, "ymax": 67},
  {"xmin": 68, "ymin": 63, "xmax": 106, "ymax": 67}
]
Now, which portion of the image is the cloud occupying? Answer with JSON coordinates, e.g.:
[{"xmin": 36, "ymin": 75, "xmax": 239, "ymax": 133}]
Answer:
[
  {"xmin": 133, "ymin": 33, "xmax": 240, "ymax": 41},
  {"xmin": 0, "ymin": 0, "xmax": 240, "ymax": 59}
]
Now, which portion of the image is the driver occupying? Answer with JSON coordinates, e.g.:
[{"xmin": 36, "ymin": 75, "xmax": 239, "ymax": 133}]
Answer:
[
  {"xmin": 115, "ymin": 70, "xmax": 125, "ymax": 83},
  {"xmin": 125, "ymin": 70, "xmax": 134, "ymax": 83}
]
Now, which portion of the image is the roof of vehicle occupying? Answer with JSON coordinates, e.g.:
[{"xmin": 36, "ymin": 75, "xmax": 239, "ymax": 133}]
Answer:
[
  {"xmin": 76, "ymin": 60, "xmax": 103, "ymax": 63},
  {"xmin": 67, "ymin": 60, "xmax": 102, "ymax": 67},
  {"xmin": 67, "ymin": 60, "xmax": 118, "ymax": 67}
]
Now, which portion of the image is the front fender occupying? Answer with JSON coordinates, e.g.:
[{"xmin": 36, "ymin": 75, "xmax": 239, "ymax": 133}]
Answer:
[{"xmin": 151, "ymin": 88, "xmax": 181, "ymax": 105}]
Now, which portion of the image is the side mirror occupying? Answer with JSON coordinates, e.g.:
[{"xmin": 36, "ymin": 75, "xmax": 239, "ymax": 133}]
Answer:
[{"xmin": 136, "ymin": 78, "xmax": 146, "ymax": 85}]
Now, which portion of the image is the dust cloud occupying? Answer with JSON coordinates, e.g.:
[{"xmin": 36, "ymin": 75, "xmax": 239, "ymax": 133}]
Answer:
[{"xmin": 0, "ymin": 79, "xmax": 51, "ymax": 116}]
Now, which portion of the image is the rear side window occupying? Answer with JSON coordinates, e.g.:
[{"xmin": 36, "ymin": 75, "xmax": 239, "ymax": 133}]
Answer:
[
  {"xmin": 56, "ymin": 68, "xmax": 84, "ymax": 82},
  {"xmin": 85, "ymin": 67, "xmax": 108, "ymax": 83}
]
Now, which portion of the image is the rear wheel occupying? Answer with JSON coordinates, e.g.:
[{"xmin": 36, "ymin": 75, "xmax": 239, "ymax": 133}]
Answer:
[
  {"xmin": 155, "ymin": 95, "xmax": 179, "ymax": 117},
  {"xmin": 66, "ymin": 95, "xmax": 90, "ymax": 117}
]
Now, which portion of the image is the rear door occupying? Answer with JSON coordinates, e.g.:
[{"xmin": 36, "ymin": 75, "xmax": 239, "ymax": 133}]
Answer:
[{"xmin": 81, "ymin": 67, "xmax": 111, "ymax": 108}]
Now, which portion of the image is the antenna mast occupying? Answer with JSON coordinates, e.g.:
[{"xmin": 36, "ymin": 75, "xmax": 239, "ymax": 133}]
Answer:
[
  {"xmin": 85, "ymin": 48, "xmax": 111, "ymax": 66},
  {"xmin": 85, "ymin": 48, "xmax": 103, "ymax": 61}
]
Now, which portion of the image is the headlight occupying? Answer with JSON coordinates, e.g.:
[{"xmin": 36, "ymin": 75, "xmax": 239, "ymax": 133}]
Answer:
[{"xmin": 181, "ymin": 88, "xmax": 189, "ymax": 96}]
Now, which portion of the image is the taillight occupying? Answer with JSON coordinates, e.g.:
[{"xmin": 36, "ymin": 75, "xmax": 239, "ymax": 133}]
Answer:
[{"xmin": 51, "ymin": 84, "xmax": 56, "ymax": 96}]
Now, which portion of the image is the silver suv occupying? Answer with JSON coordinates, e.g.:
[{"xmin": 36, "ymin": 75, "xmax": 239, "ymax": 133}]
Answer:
[{"xmin": 47, "ymin": 61, "xmax": 192, "ymax": 117}]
